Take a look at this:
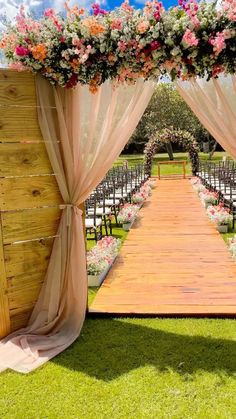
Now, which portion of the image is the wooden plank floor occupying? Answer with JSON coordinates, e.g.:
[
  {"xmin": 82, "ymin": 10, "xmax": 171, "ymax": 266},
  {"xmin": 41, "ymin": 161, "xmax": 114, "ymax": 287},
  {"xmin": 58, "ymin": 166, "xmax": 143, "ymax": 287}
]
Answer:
[{"xmin": 90, "ymin": 179, "xmax": 236, "ymax": 316}]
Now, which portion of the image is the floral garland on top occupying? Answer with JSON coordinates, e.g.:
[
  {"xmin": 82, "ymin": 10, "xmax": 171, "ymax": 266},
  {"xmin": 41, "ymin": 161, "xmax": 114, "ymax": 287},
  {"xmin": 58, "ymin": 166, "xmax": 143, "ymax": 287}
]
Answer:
[{"xmin": 0, "ymin": 0, "xmax": 235, "ymax": 92}]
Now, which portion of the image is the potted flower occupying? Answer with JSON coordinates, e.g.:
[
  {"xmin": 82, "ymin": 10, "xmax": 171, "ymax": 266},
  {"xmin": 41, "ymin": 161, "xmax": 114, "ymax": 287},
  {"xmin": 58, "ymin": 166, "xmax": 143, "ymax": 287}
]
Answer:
[
  {"xmin": 87, "ymin": 256, "xmax": 110, "ymax": 287},
  {"xmin": 145, "ymin": 179, "xmax": 156, "ymax": 189},
  {"xmin": 117, "ymin": 204, "xmax": 139, "ymax": 231},
  {"xmin": 87, "ymin": 237, "xmax": 121, "ymax": 286},
  {"xmin": 228, "ymin": 235, "xmax": 236, "ymax": 259},
  {"xmin": 190, "ymin": 177, "xmax": 206, "ymax": 194},
  {"xmin": 207, "ymin": 204, "xmax": 233, "ymax": 233},
  {"xmin": 140, "ymin": 184, "xmax": 152, "ymax": 198},
  {"xmin": 131, "ymin": 192, "xmax": 146, "ymax": 207},
  {"xmin": 199, "ymin": 190, "xmax": 218, "ymax": 208}
]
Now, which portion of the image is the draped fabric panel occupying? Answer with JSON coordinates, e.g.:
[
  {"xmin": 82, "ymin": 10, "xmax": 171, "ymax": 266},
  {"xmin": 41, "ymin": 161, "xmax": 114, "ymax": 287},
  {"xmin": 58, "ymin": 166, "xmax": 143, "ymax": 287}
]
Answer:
[
  {"xmin": 0, "ymin": 77, "xmax": 155, "ymax": 373},
  {"xmin": 177, "ymin": 75, "xmax": 236, "ymax": 159}
]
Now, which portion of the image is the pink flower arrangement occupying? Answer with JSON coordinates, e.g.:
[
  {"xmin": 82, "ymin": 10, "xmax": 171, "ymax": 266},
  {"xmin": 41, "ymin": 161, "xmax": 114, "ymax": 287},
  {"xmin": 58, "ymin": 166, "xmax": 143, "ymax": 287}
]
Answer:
[
  {"xmin": 0, "ymin": 0, "xmax": 235, "ymax": 88},
  {"xmin": 200, "ymin": 190, "xmax": 218, "ymax": 205},
  {"xmin": 209, "ymin": 32, "xmax": 226, "ymax": 55},
  {"xmin": 206, "ymin": 204, "xmax": 233, "ymax": 225},
  {"xmin": 140, "ymin": 184, "xmax": 152, "ymax": 198},
  {"xmin": 182, "ymin": 29, "xmax": 199, "ymax": 47},
  {"xmin": 117, "ymin": 203, "xmax": 139, "ymax": 224},
  {"xmin": 87, "ymin": 236, "xmax": 121, "ymax": 275},
  {"xmin": 228, "ymin": 234, "xmax": 236, "ymax": 258},
  {"xmin": 131, "ymin": 192, "xmax": 146, "ymax": 205}
]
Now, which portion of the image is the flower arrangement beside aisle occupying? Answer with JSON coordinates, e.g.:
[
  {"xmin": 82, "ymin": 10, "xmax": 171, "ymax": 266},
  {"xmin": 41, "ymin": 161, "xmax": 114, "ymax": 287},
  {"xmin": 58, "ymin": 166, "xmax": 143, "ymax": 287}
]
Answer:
[
  {"xmin": 145, "ymin": 179, "xmax": 156, "ymax": 189},
  {"xmin": 140, "ymin": 183, "xmax": 152, "ymax": 197},
  {"xmin": 117, "ymin": 203, "xmax": 139, "ymax": 231},
  {"xmin": 199, "ymin": 190, "xmax": 218, "ymax": 207},
  {"xmin": 87, "ymin": 236, "xmax": 121, "ymax": 286},
  {"xmin": 206, "ymin": 204, "xmax": 233, "ymax": 233},
  {"xmin": 131, "ymin": 191, "xmax": 146, "ymax": 206},
  {"xmin": 190, "ymin": 177, "xmax": 206, "ymax": 193},
  {"xmin": 228, "ymin": 235, "xmax": 236, "ymax": 259}
]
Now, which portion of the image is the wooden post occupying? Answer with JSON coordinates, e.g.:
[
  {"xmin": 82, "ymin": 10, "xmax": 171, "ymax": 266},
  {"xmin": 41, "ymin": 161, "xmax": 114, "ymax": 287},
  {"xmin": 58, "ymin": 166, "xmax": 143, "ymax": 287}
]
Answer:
[
  {"xmin": 183, "ymin": 161, "xmax": 186, "ymax": 179},
  {"xmin": 0, "ymin": 214, "xmax": 11, "ymax": 338},
  {"xmin": 158, "ymin": 163, "xmax": 161, "ymax": 180}
]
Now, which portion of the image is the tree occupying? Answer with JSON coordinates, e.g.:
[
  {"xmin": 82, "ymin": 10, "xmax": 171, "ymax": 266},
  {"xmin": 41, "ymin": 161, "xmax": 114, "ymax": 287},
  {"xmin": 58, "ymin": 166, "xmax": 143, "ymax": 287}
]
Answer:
[{"xmin": 125, "ymin": 83, "xmax": 210, "ymax": 153}]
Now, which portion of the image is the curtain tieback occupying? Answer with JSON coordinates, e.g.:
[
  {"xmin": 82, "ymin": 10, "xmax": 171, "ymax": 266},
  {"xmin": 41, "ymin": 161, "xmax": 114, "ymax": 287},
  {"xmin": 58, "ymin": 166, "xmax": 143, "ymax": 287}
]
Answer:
[{"xmin": 59, "ymin": 204, "xmax": 82, "ymax": 227}]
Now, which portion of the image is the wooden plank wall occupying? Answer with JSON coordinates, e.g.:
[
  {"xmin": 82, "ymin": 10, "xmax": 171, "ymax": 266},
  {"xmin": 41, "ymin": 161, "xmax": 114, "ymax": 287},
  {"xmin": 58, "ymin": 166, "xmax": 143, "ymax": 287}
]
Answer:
[{"xmin": 0, "ymin": 70, "xmax": 62, "ymax": 337}]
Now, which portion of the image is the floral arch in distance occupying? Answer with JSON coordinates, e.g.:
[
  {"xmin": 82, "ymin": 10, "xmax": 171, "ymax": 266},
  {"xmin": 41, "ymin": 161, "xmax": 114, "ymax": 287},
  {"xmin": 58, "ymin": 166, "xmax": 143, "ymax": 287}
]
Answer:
[{"xmin": 144, "ymin": 128, "xmax": 200, "ymax": 176}]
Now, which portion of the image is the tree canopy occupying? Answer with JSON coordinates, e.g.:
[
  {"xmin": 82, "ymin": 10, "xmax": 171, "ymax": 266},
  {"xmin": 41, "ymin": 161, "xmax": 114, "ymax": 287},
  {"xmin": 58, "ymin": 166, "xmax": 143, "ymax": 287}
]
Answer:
[{"xmin": 126, "ymin": 83, "xmax": 210, "ymax": 153}]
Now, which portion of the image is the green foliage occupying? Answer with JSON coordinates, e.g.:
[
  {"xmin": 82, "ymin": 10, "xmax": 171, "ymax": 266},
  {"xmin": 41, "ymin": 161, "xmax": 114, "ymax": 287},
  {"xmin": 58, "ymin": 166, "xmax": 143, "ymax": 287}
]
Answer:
[{"xmin": 127, "ymin": 83, "xmax": 209, "ymax": 153}]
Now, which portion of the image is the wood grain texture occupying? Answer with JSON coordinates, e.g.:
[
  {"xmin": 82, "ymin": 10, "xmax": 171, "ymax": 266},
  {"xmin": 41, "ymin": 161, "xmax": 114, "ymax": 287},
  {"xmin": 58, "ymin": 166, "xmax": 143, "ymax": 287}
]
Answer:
[
  {"xmin": 2, "ymin": 207, "xmax": 61, "ymax": 244},
  {"xmin": 0, "ymin": 70, "xmax": 43, "ymax": 142},
  {"xmin": 0, "ymin": 142, "xmax": 53, "ymax": 177},
  {"xmin": 90, "ymin": 179, "xmax": 236, "ymax": 316},
  {"xmin": 4, "ymin": 237, "xmax": 54, "ymax": 278},
  {"xmin": 0, "ymin": 175, "xmax": 62, "ymax": 211}
]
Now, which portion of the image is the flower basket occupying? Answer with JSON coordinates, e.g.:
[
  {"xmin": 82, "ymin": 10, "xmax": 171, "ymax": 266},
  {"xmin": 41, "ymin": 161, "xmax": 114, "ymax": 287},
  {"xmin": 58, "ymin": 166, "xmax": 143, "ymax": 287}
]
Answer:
[
  {"xmin": 217, "ymin": 224, "xmax": 228, "ymax": 233},
  {"xmin": 88, "ymin": 255, "xmax": 117, "ymax": 286},
  {"xmin": 87, "ymin": 237, "xmax": 121, "ymax": 286},
  {"xmin": 122, "ymin": 219, "xmax": 136, "ymax": 231},
  {"xmin": 206, "ymin": 204, "xmax": 232, "ymax": 232},
  {"xmin": 117, "ymin": 204, "xmax": 139, "ymax": 227}
]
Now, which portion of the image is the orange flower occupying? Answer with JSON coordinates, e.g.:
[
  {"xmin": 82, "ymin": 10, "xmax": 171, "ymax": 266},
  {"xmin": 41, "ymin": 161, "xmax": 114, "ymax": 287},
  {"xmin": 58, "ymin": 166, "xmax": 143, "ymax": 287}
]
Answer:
[
  {"xmin": 89, "ymin": 74, "xmax": 102, "ymax": 94},
  {"xmin": 71, "ymin": 58, "xmax": 80, "ymax": 70},
  {"xmin": 31, "ymin": 44, "xmax": 47, "ymax": 61},
  {"xmin": 108, "ymin": 53, "xmax": 117, "ymax": 63},
  {"xmin": 83, "ymin": 18, "xmax": 105, "ymax": 36}
]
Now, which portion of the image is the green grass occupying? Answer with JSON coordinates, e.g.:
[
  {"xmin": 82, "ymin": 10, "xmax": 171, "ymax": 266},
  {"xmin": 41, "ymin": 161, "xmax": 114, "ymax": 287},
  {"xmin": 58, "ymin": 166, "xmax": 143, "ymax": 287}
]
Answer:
[
  {"xmin": 1, "ymin": 151, "xmax": 236, "ymax": 419},
  {"xmin": 116, "ymin": 151, "xmax": 229, "ymax": 176},
  {"xmin": 0, "ymin": 318, "xmax": 235, "ymax": 418}
]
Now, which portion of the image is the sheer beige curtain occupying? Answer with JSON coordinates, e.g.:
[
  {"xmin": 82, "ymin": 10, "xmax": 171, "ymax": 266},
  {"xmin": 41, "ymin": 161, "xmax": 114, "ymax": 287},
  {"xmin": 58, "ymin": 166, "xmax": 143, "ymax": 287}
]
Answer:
[
  {"xmin": 0, "ymin": 77, "xmax": 155, "ymax": 373},
  {"xmin": 177, "ymin": 75, "xmax": 236, "ymax": 158}
]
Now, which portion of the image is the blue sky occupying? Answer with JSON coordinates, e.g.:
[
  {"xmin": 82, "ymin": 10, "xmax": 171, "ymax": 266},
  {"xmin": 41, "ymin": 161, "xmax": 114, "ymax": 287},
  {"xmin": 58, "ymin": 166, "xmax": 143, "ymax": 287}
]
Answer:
[{"xmin": 0, "ymin": 0, "xmax": 177, "ymax": 25}]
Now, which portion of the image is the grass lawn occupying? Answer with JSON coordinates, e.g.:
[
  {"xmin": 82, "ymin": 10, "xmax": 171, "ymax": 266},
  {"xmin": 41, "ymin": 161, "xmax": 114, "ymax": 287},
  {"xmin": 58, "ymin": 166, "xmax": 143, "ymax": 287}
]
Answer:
[{"xmin": 0, "ymin": 152, "xmax": 236, "ymax": 419}]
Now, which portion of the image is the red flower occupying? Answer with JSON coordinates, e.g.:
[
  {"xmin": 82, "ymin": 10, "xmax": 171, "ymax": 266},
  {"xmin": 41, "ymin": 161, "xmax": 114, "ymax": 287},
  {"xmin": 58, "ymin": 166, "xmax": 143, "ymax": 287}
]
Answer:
[
  {"xmin": 66, "ymin": 73, "xmax": 78, "ymax": 88},
  {"xmin": 15, "ymin": 46, "xmax": 30, "ymax": 56}
]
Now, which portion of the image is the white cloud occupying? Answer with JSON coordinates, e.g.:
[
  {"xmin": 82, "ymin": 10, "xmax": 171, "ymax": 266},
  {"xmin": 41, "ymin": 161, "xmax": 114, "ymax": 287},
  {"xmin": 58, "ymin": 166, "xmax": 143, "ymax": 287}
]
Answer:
[{"xmin": 51, "ymin": 0, "xmax": 94, "ymax": 12}]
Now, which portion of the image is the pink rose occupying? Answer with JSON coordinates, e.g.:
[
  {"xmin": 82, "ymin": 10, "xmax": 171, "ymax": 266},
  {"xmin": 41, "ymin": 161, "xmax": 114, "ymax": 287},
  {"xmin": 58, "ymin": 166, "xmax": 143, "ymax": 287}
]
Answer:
[
  {"xmin": 111, "ymin": 19, "xmax": 123, "ymax": 30},
  {"xmin": 136, "ymin": 20, "xmax": 150, "ymax": 34},
  {"xmin": 209, "ymin": 32, "xmax": 226, "ymax": 55},
  {"xmin": 44, "ymin": 8, "xmax": 55, "ymax": 17},
  {"xmin": 15, "ymin": 46, "xmax": 30, "ymax": 56},
  {"xmin": 182, "ymin": 29, "xmax": 199, "ymax": 47}
]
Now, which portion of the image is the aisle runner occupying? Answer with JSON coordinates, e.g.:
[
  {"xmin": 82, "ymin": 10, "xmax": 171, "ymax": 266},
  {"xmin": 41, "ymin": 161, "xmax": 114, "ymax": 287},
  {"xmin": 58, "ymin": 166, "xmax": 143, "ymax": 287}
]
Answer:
[{"xmin": 90, "ymin": 179, "xmax": 236, "ymax": 316}]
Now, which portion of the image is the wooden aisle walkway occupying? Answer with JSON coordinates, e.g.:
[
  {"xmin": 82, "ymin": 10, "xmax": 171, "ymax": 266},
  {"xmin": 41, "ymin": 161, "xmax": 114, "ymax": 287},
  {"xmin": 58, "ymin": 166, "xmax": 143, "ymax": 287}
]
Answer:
[{"xmin": 90, "ymin": 179, "xmax": 236, "ymax": 316}]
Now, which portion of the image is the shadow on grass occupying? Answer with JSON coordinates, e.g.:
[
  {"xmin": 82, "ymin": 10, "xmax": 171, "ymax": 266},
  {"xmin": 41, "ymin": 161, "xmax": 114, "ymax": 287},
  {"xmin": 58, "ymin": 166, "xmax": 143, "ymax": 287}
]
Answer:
[{"xmin": 53, "ymin": 319, "xmax": 236, "ymax": 381}]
